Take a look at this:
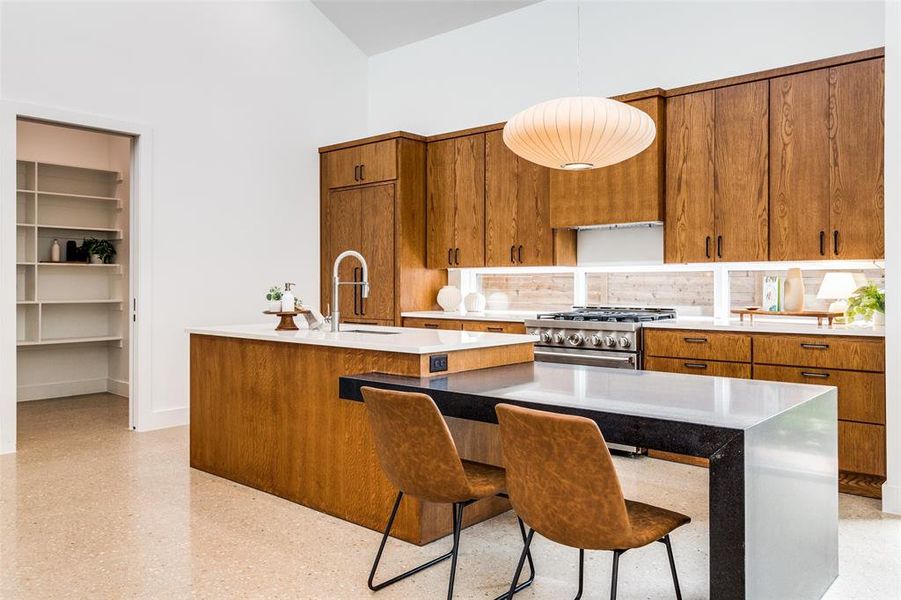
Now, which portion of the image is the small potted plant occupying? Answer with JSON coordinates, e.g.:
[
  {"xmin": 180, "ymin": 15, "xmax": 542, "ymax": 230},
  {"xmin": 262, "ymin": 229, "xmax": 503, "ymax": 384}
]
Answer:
[
  {"xmin": 81, "ymin": 238, "xmax": 117, "ymax": 264},
  {"xmin": 847, "ymin": 284, "xmax": 885, "ymax": 326},
  {"xmin": 266, "ymin": 286, "xmax": 283, "ymax": 312}
]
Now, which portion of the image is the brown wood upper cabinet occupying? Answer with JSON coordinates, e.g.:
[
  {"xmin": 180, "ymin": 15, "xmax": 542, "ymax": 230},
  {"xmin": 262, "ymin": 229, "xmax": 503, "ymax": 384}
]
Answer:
[
  {"xmin": 549, "ymin": 93, "xmax": 665, "ymax": 228},
  {"xmin": 325, "ymin": 139, "xmax": 397, "ymax": 189},
  {"xmin": 769, "ymin": 58, "xmax": 884, "ymax": 260},
  {"xmin": 427, "ymin": 134, "xmax": 486, "ymax": 268},
  {"xmin": 665, "ymin": 81, "xmax": 769, "ymax": 263},
  {"xmin": 485, "ymin": 130, "xmax": 576, "ymax": 266}
]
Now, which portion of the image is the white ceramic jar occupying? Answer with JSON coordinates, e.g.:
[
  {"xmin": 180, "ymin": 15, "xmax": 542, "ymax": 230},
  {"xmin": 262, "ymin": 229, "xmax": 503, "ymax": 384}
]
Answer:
[{"xmin": 437, "ymin": 285, "xmax": 463, "ymax": 312}]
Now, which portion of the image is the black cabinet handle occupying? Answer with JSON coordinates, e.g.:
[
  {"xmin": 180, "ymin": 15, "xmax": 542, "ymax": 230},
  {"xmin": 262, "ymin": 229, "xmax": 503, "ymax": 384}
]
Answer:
[
  {"xmin": 518, "ymin": 245, "xmax": 523, "ymax": 263},
  {"xmin": 684, "ymin": 362, "xmax": 708, "ymax": 369},
  {"xmin": 684, "ymin": 337, "xmax": 708, "ymax": 344},
  {"xmin": 454, "ymin": 248, "xmax": 460, "ymax": 265},
  {"xmin": 717, "ymin": 235, "xmax": 723, "ymax": 259},
  {"xmin": 423, "ymin": 323, "xmax": 440, "ymax": 329},
  {"xmin": 487, "ymin": 327, "xmax": 504, "ymax": 332},
  {"xmin": 801, "ymin": 343, "xmax": 830, "ymax": 350},
  {"xmin": 510, "ymin": 245, "xmax": 516, "ymax": 263},
  {"xmin": 448, "ymin": 248, "xmax": 453, "ymax": 266},
  {"xmin": 833, "ymin": 230, "xmax": 839, "ymax": 255},
  {"xmin": 705, "ymin": 236, "xmax": 711, "ymax": 259},
  {"xmin": 359, "ymin": 164, "xmax": 365, "ymax": 181},
  {"xmin": 819, "ymin": 231, "xmax": 826, "ymax": 256},
  {"xmin": 801, "ymin": 371, "xmax": 830, "ymax": 379}
]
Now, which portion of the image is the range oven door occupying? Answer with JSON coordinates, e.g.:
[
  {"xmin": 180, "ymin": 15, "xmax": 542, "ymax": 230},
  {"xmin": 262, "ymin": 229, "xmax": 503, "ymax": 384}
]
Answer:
[{"xmin": 533, "ymin": 346, "xmax": 638, "ymax": 370}]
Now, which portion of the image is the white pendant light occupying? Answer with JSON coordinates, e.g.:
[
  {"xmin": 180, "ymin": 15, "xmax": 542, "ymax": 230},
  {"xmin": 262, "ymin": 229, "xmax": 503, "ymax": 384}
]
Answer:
[{"xmin": 502, "ymin": 1, "xmax": 656, "ymax": 171}]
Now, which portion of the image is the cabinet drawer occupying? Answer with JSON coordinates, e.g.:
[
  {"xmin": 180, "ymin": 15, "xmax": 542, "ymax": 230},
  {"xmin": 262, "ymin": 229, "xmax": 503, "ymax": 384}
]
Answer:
[
  {"xmin": 644, "ymin": 357, "xmax": 751, "ymax": 378},
  {"xmin": 644, "ymin": 329, "xmax": 751, "ymax": 362},
  {"xmin": 461, "ymin": 321, "xmax": 527, "ymax": 334},
  {"xmin": 402, "ymin": 317, "xmax": 462, "ymax": 331},
  {"xmin": 754, "ymin": 365, "xmax": 885, "ymax": 424},
  {"xmin": 754, "ymin": 335, "xmax": 885, "ymax": 372},
  {"xmin": 839, "ymin": 421, "xmax": 886, "ymax": 477},
  {"xmin": 325, "ymin": 141, "xmax": 397, "ymax": 189}
]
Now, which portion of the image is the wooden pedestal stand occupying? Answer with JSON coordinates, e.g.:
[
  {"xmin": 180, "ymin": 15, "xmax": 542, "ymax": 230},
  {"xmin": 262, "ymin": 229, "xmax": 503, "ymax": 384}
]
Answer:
[
  {"xmin": 731, "ymin": 309, "xmax": 844, "ymax": 327},
  {"xmin": 263, "ymin": 310, "xmax": 308, "ymax": 331}
]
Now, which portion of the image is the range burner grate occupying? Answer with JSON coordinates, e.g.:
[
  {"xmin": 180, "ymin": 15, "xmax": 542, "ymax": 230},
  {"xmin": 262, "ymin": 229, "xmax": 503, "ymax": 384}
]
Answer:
[{"xmin": 536, "ymin": 306, "xmax": 677, "ymax": 323}]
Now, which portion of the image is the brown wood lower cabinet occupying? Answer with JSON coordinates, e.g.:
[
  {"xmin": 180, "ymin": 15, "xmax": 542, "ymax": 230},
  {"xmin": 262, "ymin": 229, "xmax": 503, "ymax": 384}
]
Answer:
[
  {"xmin": 402, "ymin": 317, "xmax": 526, "ymax": 334},
  {"xmin": 644, "ymin": 356, "xmax": 750, "ymax": 378},
  {"xmin": 402, "ymin": 317, "xmax": 462, "ymax": 330},
  {"xmin": 838, "ymin": 421, "xmax": 886, "ymax": 478}
]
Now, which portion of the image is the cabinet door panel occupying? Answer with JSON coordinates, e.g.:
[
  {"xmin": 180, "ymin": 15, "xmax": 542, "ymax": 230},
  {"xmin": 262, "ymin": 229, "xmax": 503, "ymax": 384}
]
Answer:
[
  {"xmin": 453, "ymin": 134, "xmax": 485, "ymax": 267},
  {"xmin": 327, "ymin": 188, "xmax": 361, "ymax": 319},
  {"xmin": 359, "ymin": 184, "xmax": 395, "ymax": 321},
  {"xmin": 665, "ymin": 91, "xmax": 715, "ymax": 263},
  {"xmin": 839, "ymin": 421, "xmax": 886, "ymax": 477},
  {"xmin": 485, "ymin": 130, "xmax": 518, "ymax": 266},
  {"xmin": 426, "ymin": 140, "xmax": 457, "ymax": 269},
  {"xmin": 714, "ymin": 81, "xmax": 769, "ymax": 262},
  {"xmin": 325, "ymin": 147, "xmax": 361, "ymax": 189},
  {"xmin": 829, "ymin": 59, "xmax": 884, "ymax": 259},
  {"xmin": 769, "ymin": 70, "xmax": 830, "ymax": 260},
  {"xmin": 358, "ymin": 140, "xmax": 397, "ymax": 185}
]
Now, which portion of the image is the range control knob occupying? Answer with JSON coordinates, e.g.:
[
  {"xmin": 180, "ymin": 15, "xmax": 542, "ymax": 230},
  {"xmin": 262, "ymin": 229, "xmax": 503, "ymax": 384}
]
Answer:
[
  {"xmin": 553, "ymin": 332, "xmax": 567, "ymax": 345},
  {"xmin": 540, "ymin": 331, "xmax": 553, "ymax": 344},
  {"xmin": 589, "ymin": 335, "xmax": 604, "ymax": 347},
  {"xmin": 604, "ymin": 335, "xmax": 617, "ymax": 348},
  {"xmin": 567, "ymin": 333, "xmax": 584, "ymax": 346},
  {"xmin": 619, "ymin": 337, "xmax": 632, "ymax": 349}
]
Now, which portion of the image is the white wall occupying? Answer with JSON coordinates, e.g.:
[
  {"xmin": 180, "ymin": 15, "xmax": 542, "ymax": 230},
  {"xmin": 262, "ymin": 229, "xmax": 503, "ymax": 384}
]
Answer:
[
  {"xmin": 368, "ymin": 0, "xmax": 885, "ymax": 263},
  {"xmin": 1, "ymin": 1, "xmax": 368, "ymax": 441}
]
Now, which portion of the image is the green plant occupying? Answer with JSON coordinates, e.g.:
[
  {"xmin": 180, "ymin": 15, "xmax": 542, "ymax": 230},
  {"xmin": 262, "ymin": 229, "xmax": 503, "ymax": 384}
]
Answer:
[
  {"xmin": 847, "ymin": 284, "xmax": 885, "ymax": 320},
  {"xmin": 81, "ymin": 238, "xmax": 117, "ymax": 264},
  {"xmin": 266, "ymin": 286, "xmax": 282, "ymax": 301}
]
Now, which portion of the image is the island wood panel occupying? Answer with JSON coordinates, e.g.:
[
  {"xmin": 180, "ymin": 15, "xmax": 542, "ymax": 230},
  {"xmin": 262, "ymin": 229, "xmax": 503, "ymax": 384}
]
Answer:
[
  {"xmin": 829, "ymin": 59, "xmax": 885, "ymax": 260},
  {"xmin": 753, "ymin": 334, "xmax": 885, "ymax": 372},
  {"xmin": 189, "ymin": 334, "xmax": 518, "ymax": 545},
  {"xmin": 358, "ymin": 184, "xmax": 395, "ymax": 320},
  {"xmin": 769, "ymin": 69, "xmax": 831, "ymax": 260},
  {"xmin": 418, "ymin": 343, "xmax": 533, "ymax": 375},
  {"xmin": 549, "ymin": 95, "xmax": 665, "ymax": 228},
  {"xmin": 453, "ymin": 134, "xmax": 486, "ymax": 267},
  {"xmin": 714, "ymin": 81, "xmax": 769, "ymax": 262},
  {"xmin": 839, "ymin": 421, "xmax": 886, "ymax": 477},
  {"xmin": 753, "ymin": 365, "xmax": 885, "ymax": 425},
  {"xmin": 643, "ymin": 329, "xmax": 751, "ymax": 362},
  {"xmin": 402, "ymin": 317, "xmax": 463, "ymax": 330},
  {"xmin": 327, "ymin": 188, "xmax": 362, "ymax": 318},
  {"xmin": 644, "ymin": 356, "xmax": 751, "ymax": 378},
  {"xmin": 665, "ymin": 90, "xmax": 715, "ymax": 263}
]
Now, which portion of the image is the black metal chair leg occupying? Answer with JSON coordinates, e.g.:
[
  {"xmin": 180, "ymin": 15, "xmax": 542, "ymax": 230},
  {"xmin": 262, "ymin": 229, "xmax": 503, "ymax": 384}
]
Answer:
[
  {"xmin": 662, "ymin": 534, "xmax": 683, "ymax": 600},
  {"xmin": 447, "ymin": 502, "xmax": 465, "ymax": 600},
  {"xmin": 504, "ymin": 527, "xmax": 535, "ymax": 599},
  {"xmin": 574, "ymin": 548, "xmax": 584, "ymax": 600},
  {"xmin": 491, "ymin": 517, "xmax": 536, "ymax": 600},
  {"xmin": 368, "ymin": 491, "xmax": 455, "ymax": 592},
  {"xmin": 610, "ymin": 550, "xmax": 623, "ymax": 600}
]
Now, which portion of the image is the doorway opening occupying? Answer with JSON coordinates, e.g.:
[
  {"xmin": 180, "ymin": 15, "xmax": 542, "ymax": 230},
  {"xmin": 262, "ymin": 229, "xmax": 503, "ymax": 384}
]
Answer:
[{"xmin": 14, "ymin": 118, "xmax": 135, "ymax": 431}]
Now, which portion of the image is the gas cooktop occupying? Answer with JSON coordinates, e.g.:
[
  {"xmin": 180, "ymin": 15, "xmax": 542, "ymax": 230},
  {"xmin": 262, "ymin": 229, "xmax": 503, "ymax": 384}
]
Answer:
[{"xmin": 534, "ymin": 307, "xmax": 678, "ymax": 323}]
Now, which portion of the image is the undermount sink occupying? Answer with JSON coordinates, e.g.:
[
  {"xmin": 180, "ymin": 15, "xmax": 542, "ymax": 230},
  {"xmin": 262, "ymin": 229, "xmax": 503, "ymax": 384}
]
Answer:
[{"xmin": 342, "ymin": 329, "xmax": 400, "ymax": 335}]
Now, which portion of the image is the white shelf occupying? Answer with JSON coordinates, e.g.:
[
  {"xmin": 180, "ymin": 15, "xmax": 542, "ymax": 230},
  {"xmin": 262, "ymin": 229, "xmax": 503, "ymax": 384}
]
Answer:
[
  {"xmin": 39, "ymin": 299, "xmax": 123, "ymax": 305},
  {"xmin": 17, "ymin": 222, "xmax": 35, "ymax": 228},
  {"xmin": 36, "ymin": 224, "xmax": 122, "ymax": 235},
  {"xmin": 17, "ymin": 335, "xmax": 122, "ymax": 347},
  {"xmin": 35, "ymin": 190, "xmax": 119, "ymax": 202},
  {"xmin": 16, "ymin": 300, "xmax": 38, "ymax": 305},
  {"xmin": 16, "ymin": 262, "xmax": 35, "ymax": 266},
  {"xmin": 37, "ymin": 261, "xmax": 119, "ymax": 268}
]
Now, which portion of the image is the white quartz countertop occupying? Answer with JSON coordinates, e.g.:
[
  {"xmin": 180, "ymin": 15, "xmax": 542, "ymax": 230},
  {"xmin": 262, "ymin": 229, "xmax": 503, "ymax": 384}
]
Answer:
[
  {"xmin": 401, "ymin": 310, "xmax": 538, "ymax": 323},
  {"xmin": 187, "ymin": 323, "xmax": 538, "ymax": 354},
  {"xmin": 643, "ymin": 317, "xmax": 885, "ymax": 337}
]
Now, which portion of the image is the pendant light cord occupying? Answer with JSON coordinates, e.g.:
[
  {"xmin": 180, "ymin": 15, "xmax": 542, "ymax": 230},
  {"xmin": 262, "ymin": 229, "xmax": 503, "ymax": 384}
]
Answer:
[{"xmin": 576, "ymin": 0, "xmax": 582, "ymax": 96}]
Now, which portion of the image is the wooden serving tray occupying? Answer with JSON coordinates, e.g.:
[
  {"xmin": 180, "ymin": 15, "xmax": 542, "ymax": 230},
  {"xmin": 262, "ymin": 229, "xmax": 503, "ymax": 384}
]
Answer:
[{"xmin": 731, "ymin": 308, "xmax": 844, "ymax": 327}]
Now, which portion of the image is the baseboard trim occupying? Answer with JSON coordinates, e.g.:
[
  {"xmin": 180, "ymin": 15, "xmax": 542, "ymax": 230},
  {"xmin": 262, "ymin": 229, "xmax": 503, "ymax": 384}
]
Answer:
[
  {"xmin": 107, "ymin": 378, "xmax": 129, "ymax": 398},
  {"xmin": 17, "ymin": 378, "xmax": 108, "ymax": 402},
  {"xmin": 882, "ymin": 482, "xmax": 901, "ymax": 515}
]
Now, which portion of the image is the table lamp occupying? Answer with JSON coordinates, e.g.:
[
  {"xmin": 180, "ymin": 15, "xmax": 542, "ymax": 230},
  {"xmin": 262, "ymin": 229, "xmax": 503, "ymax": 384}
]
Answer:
[{"xmin": 816, "ymin": 272, "xmax": 861, "ymax": 313}]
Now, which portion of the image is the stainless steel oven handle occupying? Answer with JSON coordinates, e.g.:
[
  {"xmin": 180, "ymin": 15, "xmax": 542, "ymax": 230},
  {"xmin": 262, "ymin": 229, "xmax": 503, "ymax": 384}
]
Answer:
[{"xmin": 534, "ymin": 349, "xmax": 636, "ymax": 369}]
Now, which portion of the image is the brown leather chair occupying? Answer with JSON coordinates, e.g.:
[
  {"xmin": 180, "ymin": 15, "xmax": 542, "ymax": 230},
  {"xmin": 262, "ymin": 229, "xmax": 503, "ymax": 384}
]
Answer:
[
  {"xmin": 496, "ymin": 403, "xmax": 691, "ymax": 600},
  {"xmin": 361, "ymin": 386, "xmax": 534, "ymax": 600}
]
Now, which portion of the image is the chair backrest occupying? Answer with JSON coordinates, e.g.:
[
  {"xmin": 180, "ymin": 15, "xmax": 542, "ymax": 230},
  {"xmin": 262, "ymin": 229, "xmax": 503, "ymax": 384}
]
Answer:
[
  {"xmin": 496, "ymin": 403, "xmax": 633, "ymax": 550},
  {"xmin": 361, "ymin": 386, "xmax": 472, "ymax": 503}
]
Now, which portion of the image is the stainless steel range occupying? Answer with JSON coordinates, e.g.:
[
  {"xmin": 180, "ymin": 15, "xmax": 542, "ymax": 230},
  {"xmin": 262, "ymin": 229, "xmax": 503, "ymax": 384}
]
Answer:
[{"xmin": 525, "ymin": 307, "xmax": 677, "ymax": 370}]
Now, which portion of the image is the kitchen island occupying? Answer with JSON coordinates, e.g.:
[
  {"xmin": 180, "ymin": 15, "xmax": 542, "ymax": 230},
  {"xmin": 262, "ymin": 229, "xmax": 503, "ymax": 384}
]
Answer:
[
  {"xmin": 340, "ymin": 361, "xmax": 839, "ymax": 600},
  {"xmin": 187, "ymin": 323, "xmax": 535, "ymax": 544}
]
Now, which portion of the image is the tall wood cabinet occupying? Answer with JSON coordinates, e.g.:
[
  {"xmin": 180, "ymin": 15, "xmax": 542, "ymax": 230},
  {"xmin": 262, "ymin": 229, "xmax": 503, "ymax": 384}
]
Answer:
[
  {"xmin": 485, "ymin": 130, "xmax": 576, "ymax": 266},
  {"xmin": 549, "ymin": 91, "xmax": 666, "ymax": 228},
  {"xmin": 665, "ymin": 81, "xmax": 769, "ymax": 263},
  {"xmin": 320, "ymin": 134, "xmax": 444, "ymax": 326},
  {"xmin": 426, "ymin": 134, "xmax": 486, "ymax": 268},
  {"xmin": 769, "ymin": 58, "xmax": 884, "ymax": 260}
]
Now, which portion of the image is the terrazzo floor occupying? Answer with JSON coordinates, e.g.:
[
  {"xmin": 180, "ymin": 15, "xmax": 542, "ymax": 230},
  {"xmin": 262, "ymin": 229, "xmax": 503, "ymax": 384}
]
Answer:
[{"xmin": 1, "ymin": 394, "xmax": 899, "ymax": 599}]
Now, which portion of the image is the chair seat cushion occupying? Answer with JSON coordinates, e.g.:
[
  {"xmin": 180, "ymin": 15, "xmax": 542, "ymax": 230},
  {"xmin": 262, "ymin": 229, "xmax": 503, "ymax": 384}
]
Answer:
[
  {"xmin": 622, "ymin": 499, "xmax": 691, "ymax": 548},
  {"xmin": 461, "ymin": 460, "xmax": 507, "ymax": 499}
]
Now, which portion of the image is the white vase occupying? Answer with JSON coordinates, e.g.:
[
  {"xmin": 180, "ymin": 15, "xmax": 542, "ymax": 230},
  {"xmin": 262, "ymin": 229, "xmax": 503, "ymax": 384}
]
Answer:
[
  {"xmin": 464, "ymin": 292, "xmax": 487, "ymax": 313},
  {"xmin": 783, "ymin": 268, "xmax": 805, "ymax": 312},
  {"xmin": 268, "ymin": 300, "xmax": 282, "ymax": 312},
  {"xmin": 873, "ymin": 311, "xmax": 885, "ymax": 326},
  {"xmin": 436, "ymin": 285, "xmax": 462, "ymax": 312},
  {"xmin": 90, "ymin": 254, "xmax": 103, "ymax": 265}
]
